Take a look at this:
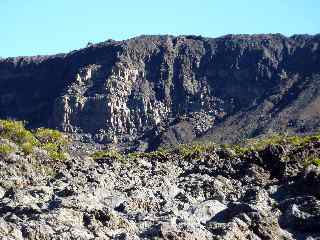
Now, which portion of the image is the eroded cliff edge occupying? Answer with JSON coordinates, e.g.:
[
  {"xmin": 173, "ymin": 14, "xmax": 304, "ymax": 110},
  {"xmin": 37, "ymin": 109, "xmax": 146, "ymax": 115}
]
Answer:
[{"xmin": 1, "ymin": 34, "xmax": 320, "ymax": 150}]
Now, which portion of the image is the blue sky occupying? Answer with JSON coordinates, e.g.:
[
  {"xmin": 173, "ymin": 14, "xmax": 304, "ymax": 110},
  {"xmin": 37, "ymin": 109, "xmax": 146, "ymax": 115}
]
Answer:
[{"xmin": 1, "ymin": 0, "xmax": 319, "ymax": 57}]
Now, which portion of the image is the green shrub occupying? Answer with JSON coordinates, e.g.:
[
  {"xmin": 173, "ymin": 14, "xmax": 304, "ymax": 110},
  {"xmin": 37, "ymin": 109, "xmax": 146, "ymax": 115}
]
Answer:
[
  {"xmin": 125, "ymin": 142, "xmax": 215, "ymax": 162},
  {"xmin": 41, "ymin": 143, "xmax": 67, "ymax": 161},
  {"xmin": 244, "ymin": 134, "xmax": 285, "ymax": 151},
  {"xmin": 21, "ymin": 142, "xmax": 34, "ymax": 155},
  {"xmin": 236, "ymin": 133, "xmax": 320, "ymax": 155},
  {"xmin": 231, "ymin": 145, "xmax": 251, "ymax": 155},
  {"xmin": 310, "ymin": 158, "xmax": 320, "ymax": 167},
  {"xmin": 128, "ymin": 149, "xmax": 170, "ymax": 161},
  {"xmin": 287, "ymin": 134, "xmax": 320, "ymax": 146},
  {"xmin": 178, "ymin": 143, "xmax": 211, "ymax": 159},
  {"xmin": 34, "ymin": 128, "xmax": 69, "ymax": 161},
  {"xmin": 92, "ymin": 150, "xmax": 125, "ymax": 162},
  {"xmin": 0, "ymin": 144, "xmax": 14, "ymax": 157},
  {"xmin": 35, "ymin": 128, "xmax": 68, "ymax": 145},
  {"xmin": 248, "ymin": 133, "xmax": 320, "ymax": 150},
  {"xmin": 0, "ymin": 120, "xmax": 38, "ymax": 146},
  {"xmin": 0, "ymin": 120, "xmax": 68, "ymax": 161}
]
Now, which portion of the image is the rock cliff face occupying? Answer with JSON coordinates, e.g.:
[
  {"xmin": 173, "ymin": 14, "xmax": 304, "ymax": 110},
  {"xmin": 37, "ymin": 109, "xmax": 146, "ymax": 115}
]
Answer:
[{"xmin": 1, "ymin": 34, "xmax": 320, "ymax": 149}]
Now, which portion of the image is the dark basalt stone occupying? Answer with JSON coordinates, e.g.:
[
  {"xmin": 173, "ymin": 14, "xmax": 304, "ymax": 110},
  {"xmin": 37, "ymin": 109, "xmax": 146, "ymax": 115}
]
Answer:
[{"xmin": 1, "ymin": 34, "xmax": 320, "ymax": 149}]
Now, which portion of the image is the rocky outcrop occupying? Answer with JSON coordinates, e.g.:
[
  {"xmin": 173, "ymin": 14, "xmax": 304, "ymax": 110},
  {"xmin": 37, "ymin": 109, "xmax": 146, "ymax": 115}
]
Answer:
[
  {"xmin": 1, "ymin": 134, "xmax": 320, "ymax": 239},
  {"xmin": 1, "ymin": 34, "xmax": 320, "ymax": 149}
]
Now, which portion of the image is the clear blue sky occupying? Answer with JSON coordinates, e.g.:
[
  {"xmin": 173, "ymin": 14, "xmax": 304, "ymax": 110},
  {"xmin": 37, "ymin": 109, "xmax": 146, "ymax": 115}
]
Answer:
[{"xmin": 1, "ymin": 0, "xmax": 319, "ymax": 57}]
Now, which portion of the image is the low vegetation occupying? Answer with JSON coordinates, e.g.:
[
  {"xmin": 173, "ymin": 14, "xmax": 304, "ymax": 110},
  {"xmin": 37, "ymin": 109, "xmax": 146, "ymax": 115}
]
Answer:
[
  {"xmin": 0, "ymin": 143, "xmax": 14, "ymax": 157},
  {"xmin": 176, "ymin": 142, "xmax": 215, "ymax": 159},
  {"xmin": 0, "ymin": 120, "xmax": 38, "ymax": 154},
  {"xmin": 218, "ymin": 133, "xmax": 320, "ymax": 157},
  {"xmin": 91, "ymin": 132, "xmax": 320, "ymax": 170},
  {"xmin": 0, "ymin": 119, "xmax": 68, "ymax": 161},
  {"xmin": 312, "ymin": 158, "xmax": 320, "ymax": 167},
  {"xmin": 245, "ymin": 133, "xmax": 320, "ymax": 149},
  {"xmin": 2, "ymin": 119, "xmax": 319, "ymax": 172},
  {"xmin": 302, "ymin": 155, "xmax": 320, "ymax": 167},
  {"xmin": 92, "ymin": 149, "xmax": 125, "ymax": 162},
  {"xmin": 92, "ymin": 142, "xmax": 216, "ymax": 163},
  {"xmin": 35, "ymin": 128, "xmax": 69, "ymax": 161},
  {"xmin": 128, "ymin": 149, "xmax": 170, "ymax": 161}
]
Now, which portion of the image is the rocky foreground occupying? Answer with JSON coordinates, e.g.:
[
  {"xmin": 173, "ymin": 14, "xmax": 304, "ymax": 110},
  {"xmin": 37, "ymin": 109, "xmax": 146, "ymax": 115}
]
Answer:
[{"xmin": 1, "ymin": 121, "xmax": 320, "ymax": 239}]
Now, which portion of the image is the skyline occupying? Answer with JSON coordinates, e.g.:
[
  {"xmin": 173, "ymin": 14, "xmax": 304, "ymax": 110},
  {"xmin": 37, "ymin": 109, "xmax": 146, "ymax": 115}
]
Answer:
[{"xmin": 1, "ymin": 0, "xmax": 319, "ymax": 57}]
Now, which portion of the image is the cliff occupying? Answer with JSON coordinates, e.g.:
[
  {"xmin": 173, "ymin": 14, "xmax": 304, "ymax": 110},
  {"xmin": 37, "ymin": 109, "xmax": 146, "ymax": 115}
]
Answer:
[{"xmin": 1, "ymin": 34, "xmax": 320, "ymax": 150}]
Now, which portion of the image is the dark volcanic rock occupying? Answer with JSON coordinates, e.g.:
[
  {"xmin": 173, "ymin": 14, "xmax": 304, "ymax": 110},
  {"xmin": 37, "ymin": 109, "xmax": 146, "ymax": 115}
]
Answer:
[
  {"xmin": 297, "ymin": 165, "xmax": 320, "ymax": 197},
  {"xmin": 1, "ymin": 127, "xmax": 320, "ymax": 239},
  {"xmin": 1, "ymin": 34, "xmax": 320, "ymax": 148}
]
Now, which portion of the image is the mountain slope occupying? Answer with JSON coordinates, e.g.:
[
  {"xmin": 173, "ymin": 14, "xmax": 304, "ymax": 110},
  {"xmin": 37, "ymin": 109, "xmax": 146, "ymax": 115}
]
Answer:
[{"xmin": 1, "ymin": 34, "xmax": 320, "ymax": 150}]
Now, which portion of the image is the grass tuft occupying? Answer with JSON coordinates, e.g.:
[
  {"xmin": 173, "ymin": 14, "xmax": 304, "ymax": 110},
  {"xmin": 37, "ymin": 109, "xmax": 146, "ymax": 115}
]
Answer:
[
  {"xmin": 92, "ymin": 149, "xmax": 125, "ymax": 162},
  {"xmin": 0, "ymin": 144, "xmax": 14, "ymax": 157}
]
